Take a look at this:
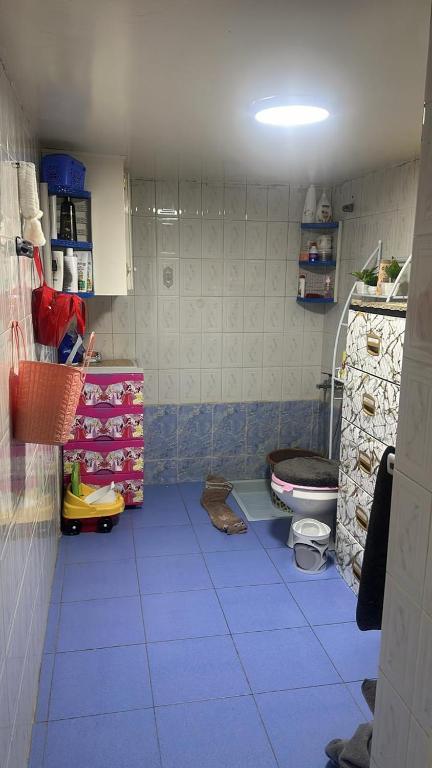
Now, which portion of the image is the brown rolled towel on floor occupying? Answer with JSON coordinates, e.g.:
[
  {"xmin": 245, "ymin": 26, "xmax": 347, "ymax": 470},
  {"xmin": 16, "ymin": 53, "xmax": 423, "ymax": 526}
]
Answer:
[
  {"xmin": 325, "ymin": 723, "xmax": 373, "ymax": 768},
  {"xmin": 201, "ymin": 475, "xmax": 248, "ymax": 535}
]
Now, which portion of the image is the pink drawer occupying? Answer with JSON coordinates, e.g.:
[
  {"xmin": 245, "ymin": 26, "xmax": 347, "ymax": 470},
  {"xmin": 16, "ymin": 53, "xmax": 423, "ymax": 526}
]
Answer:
[
  {"xmin": 70, "ymin": 407, "xmax": 144, "ymax": 442},
  {"xmin": 113, "ymin": 474, "xmax": 143, "ymax": 507},
  {"xmin": 81, "ymin": 373, "xmax": 144, "ymax": 408},
  {"xmin": 64, "ymin": 439, "xmax": 144, "ymax": 478}
]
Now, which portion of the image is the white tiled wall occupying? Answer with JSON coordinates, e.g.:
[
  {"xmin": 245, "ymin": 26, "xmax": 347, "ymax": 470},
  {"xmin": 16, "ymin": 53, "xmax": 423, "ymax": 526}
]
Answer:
[
  {"xmin": 323, "ymin": 160, "xmax": 419, "ymax": 372},
  {"xmin": 371, "ymin": 21, "xmax": 432, "ymax": 767},
  {"xmin": 87, "ymin": 179, "xmax": 328, "ymax": 404},
  {"xmin": 0, "ymin": 64, "xmax": 60, "ymax": 767}
]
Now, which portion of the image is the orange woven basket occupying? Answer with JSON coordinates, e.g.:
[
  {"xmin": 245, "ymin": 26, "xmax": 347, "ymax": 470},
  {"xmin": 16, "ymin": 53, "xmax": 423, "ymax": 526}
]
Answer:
[{"xmin": 12, "ymin": 323, "xmax": 95, "ymax": 446}]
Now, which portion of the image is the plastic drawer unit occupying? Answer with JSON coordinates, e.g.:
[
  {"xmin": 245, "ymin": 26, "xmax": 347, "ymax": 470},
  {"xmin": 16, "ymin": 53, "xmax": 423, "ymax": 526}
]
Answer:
[{"xmin": 63, "ymin": 363, "xmax": 144, "ymax": 507}]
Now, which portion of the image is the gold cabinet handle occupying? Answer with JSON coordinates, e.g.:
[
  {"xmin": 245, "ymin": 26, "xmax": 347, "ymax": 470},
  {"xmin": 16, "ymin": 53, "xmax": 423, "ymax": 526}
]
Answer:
[
  {"xmin": 366, "ymin": 332, "xmax": 381, "ymax": 356},
  {"xmin": 352, "ymin": 555, "xmax": 362, "ymax": 582},
  {"xmin": 362, "ymin": 393, "xmax": 376, "ymax": 417},
  {"xmin": 358, "ymin": 451, "xmax": 372, "ymax": 475},
  {"xmin": 355, "ymin": 505, "xmax": 369, "ymax": 531}
]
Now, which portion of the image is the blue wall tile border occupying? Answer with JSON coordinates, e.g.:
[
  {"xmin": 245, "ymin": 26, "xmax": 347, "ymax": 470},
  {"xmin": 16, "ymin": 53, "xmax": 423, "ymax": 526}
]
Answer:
[{"xmin": 143, "ymin": 399, "xmax": 328, "ymax": 484}]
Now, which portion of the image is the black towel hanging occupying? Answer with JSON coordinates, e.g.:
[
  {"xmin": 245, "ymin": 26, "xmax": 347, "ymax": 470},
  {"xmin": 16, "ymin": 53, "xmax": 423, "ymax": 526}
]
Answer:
[{"xmin": 356, "ymin": 445, "xmax": 395, "ymax": 631}]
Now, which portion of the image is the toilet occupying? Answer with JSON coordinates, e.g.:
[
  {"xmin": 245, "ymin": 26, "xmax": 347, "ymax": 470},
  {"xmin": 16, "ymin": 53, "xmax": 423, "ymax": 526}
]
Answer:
[{"xmin": 270, "ymin": 456, "xmax": 339, "ymax": 548}]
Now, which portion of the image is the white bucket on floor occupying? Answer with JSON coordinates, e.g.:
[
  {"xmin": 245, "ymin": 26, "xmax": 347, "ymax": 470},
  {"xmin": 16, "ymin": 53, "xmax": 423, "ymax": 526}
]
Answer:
[{"xmin": 292, "ymin": 518, "xmax": 331, "ymax": 573}]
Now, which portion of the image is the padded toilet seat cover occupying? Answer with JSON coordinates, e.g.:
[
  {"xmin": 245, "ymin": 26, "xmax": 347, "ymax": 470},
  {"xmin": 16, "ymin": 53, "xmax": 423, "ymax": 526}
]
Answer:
[{"xmin": 273, "ymin": 457, "xmax": 339, "ymax": 488}]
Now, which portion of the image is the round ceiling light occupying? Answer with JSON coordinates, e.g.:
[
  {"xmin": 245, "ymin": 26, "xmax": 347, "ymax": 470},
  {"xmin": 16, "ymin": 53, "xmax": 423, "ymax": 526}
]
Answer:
[{"xmin": 254, "ymin": 104, "xmax": 329, "ymax": 127}]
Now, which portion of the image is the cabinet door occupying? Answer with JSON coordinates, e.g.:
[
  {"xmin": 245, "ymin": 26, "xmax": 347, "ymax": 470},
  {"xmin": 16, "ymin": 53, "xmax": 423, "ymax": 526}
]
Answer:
[
  {"xmin": 339, "ymin": 418, "xmax": 388, "ymax": 497},
  {"xmin": 124, "ymin": 173, "xmax": 134, "ymax": 292},
  {"xmin": 342, "ymin": 366, "xmax": 400, "ymax": 444},
  {"xmin": 75, "ymin": 152, "xmax": 129, "ymax": 296},
  {"xmin": 346, "ymin": 309, "xmax": 405, "ymax": 384}
]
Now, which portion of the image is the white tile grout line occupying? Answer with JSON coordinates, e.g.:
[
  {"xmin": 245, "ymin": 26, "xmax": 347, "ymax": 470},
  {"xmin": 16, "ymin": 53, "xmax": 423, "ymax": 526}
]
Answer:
[{"xmin": 130, "ymin": 510, "xmax": 164, "ymax": 767}]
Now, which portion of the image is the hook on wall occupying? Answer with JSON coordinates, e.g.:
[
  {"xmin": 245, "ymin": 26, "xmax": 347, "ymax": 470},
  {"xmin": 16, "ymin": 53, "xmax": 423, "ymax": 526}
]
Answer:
[{"xmin": 15, "ymin": 236, "xmax": 34, "ymax": 259}]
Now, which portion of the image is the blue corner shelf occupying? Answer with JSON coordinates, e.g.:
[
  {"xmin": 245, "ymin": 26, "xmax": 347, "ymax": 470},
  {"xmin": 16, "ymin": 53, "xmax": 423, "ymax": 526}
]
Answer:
[
  {"xmin": 300, "ymin": 222, "xmax": 339, "ymax": 230},
  {"xmin": 51, "ymin": 239, "xmax": 93, "ymax": 251},
  {"xmin": 48, "ymin": 187, "xmax": 91, "ymax": 199},
  {"xmin": 297, "ymin": 297, "xmax": 335, "ymax": 304},
  {"xmin": 299, "ymin": 260, "xmax": 337, "ymax": 268}
]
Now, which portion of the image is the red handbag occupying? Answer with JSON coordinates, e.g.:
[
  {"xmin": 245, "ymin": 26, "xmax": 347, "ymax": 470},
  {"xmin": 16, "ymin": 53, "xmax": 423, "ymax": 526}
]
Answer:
[{"xmin": 32, "ymin": 247, "xmax": 86, "ymax": 347}]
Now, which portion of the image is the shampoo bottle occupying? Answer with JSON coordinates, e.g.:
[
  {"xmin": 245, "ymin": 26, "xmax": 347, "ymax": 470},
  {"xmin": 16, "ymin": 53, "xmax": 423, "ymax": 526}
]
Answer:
[
  {"xmin": 59, "ymin": 196, "xmax": 77, "ymax": 241},
  {"xmin": 77, "ymin": 252, "xmax": 88, "ymax": 292}
]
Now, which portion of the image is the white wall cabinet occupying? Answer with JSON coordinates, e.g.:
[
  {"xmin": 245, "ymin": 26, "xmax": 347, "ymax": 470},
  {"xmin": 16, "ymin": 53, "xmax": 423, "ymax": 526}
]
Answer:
[
  {"xmin": 74, "ymin": 152, "xmax": 132, "ymax": 296},
  {"xmin": 42, "ymin": 150, "xmax": 132, "ymax": 296}
]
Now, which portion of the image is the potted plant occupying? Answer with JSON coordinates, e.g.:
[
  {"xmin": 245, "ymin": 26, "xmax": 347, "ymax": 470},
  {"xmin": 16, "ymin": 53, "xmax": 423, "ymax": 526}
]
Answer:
[
  {"xmin": 364, "ymin": 271, "xmax": 378, "ymax": 295},
  {"xmin": 381, "ymin": 259, "xmax": 402, "ymax": 296},
  {"xmin": 351, "ymin": 268, "xmax": 378, "ymax": 294}
]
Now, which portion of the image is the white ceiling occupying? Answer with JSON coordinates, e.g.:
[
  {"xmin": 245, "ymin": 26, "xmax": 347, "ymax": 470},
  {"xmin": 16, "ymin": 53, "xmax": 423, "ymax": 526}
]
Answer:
[{"xmin": 0, "ymin": 0, "xmax": 430, "ymax": 182}]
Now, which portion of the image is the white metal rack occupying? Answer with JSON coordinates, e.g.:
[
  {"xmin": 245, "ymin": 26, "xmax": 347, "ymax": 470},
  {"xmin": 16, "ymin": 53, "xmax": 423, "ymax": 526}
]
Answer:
[
  {"xmin": 328, "ymin": 243, "xmax": 412, "ymax": 459},
  {"xmin": 328, "ymin": 241, "xmax": 382, "ymax": 459}
]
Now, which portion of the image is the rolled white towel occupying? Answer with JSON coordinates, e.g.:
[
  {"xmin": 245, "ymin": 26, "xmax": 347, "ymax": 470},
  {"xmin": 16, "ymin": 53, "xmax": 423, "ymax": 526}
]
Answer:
[{"xmin": 17, "ymin": 162, "xmax": 46, "ymax": 246}]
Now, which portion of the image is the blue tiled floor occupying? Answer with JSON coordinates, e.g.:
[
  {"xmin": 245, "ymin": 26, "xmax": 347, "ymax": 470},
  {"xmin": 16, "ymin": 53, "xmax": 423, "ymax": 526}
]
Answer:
[{"xmin": 30, "ymin": 482, "xmax": 380, "ymax": 768}]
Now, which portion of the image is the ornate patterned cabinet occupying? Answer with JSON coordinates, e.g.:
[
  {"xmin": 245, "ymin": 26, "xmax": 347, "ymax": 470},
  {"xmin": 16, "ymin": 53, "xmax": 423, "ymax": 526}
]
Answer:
[
  {"xmin": 64, "ymin": 361, "xmax": 144, "ymax": 507},
  {"xmin": 336, "ymin": 302, "xmax": 406, "ymax": 592}
]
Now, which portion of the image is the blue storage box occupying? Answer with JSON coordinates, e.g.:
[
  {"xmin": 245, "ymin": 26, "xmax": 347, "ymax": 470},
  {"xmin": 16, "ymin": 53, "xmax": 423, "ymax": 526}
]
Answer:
[{"xmin": 41, "ymin": 154, "xmax": 86, "ymax": 191}]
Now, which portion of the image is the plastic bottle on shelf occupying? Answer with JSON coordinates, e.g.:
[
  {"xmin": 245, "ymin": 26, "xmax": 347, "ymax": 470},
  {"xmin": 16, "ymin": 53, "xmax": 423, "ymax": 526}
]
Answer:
[
  {"xmin": 298, "ymin": 274, "xmax": 306, "ymax": 298},
  {"xmin": 86, "ymin": 253, "xmax": 94, "ymax": 292},
  {"xmin": 309, "ymin": 244, "xmax": 319, "ymax": 263},
  {"xmin": 302, "ymin": 185, "xmax": 316, "ymax": 223},
  {"xmin": 59, "ymin": 196, "xmax": 77, "ymax": 241},
  {"xmin": 316, "ymin": 190, "xmax": 332, "ymax": 223},
  {"xmin": 51, "ymin": 250, "xmax": 64, "ymax": 291},
  {"xmin": 63, "ymin": 248, "xmax": 78, "ymax": 292},
  {"xmin": 77, "ymin": 252, "xmax": 88, "ymax": 292}
]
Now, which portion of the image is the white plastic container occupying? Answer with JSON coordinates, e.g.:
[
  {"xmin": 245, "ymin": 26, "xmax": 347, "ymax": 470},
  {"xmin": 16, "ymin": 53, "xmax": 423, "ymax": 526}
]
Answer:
[
  {"xmin": 302, "ymin": 185, "xmax": 316, "ymax": 223},
  {"xmin": 316, "ymin": 190, "xmax": 332, "ymax": 223},
  {"xmin": 298, "ymin": 274, "xmax": 306, "ymax": 298},
  {"xmin": 292, "ymin": 518, "xmax": 331, "ymax": 572},
  {"xmin": 63, "ymin": 248, "xmax": 78, "ymax": 292}
]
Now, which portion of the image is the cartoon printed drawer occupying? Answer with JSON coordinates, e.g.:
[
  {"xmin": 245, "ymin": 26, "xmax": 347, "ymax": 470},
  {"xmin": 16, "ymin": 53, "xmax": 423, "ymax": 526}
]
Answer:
[
  {"xmin": 342, "ymin": 366, "xmax": 400, "ymax": 445},
  {"xmin": 81, "ymin": 373, "xmax": 144, "ymax": 408},
  {"xmin": 112, "ymin": 473, "xmax": 144, "ymax": 507},
  {"xmin": 64, "ymin": 440, "xmax": 144, "ymax": 477},
  {"xmin": 346, "ymin": 309, "xmax": 405, "ymax": 385},
  {"xmin": 337, "ymin": 470, "xmax": 373, "ymax": 548},
  {"xmin": 339, "ymin": 418, "xmax": 388, "ymax": 497},
  {"xmin": 70, "ymin": 407, "xmax": 144, "ymax": 441}
]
